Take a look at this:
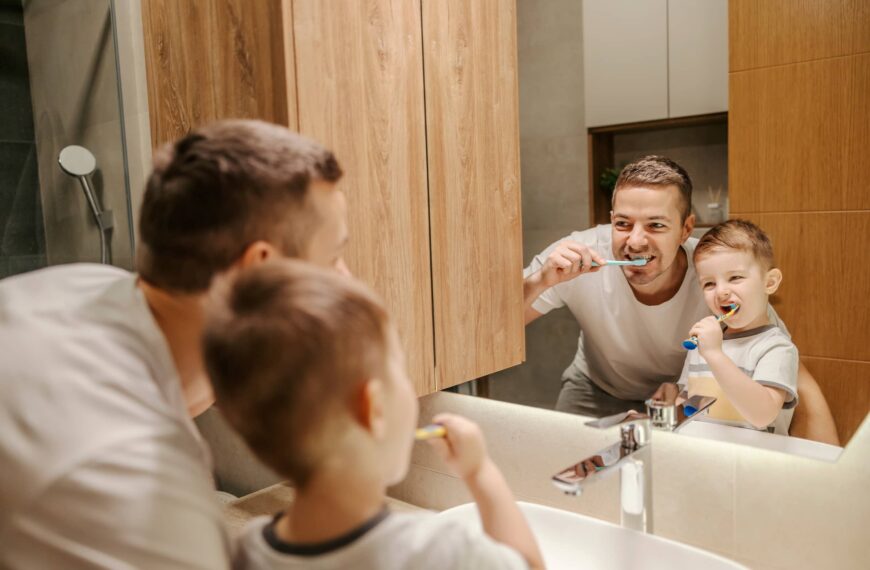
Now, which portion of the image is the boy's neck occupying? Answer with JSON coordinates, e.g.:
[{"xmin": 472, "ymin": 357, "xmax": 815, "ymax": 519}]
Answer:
[
  {"xmin": 726, "ymin": 306, "xmax": 771, "ymax": 333},
  {"xmin": 278, "ymin": 457, "xmax": 386, "ymax": 545}
]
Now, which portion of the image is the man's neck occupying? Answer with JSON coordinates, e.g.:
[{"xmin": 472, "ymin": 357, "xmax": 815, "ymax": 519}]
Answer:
[
  {"xmin": 629, "ymin": 247, "xmax": 689, "ymax": 305},
  {"xmin": 279, "ymin": 454, "xmax": 385, "ymax": 545},
  {"xmin": 138, "ymin": 279, "xmax": 213, "ymax": 417}
]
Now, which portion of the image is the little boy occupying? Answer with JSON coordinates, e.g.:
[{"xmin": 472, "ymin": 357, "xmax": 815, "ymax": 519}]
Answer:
[
  {"xmin": 202, "ymin": 260, "xmax": 544, "ymax": 569},
  {"xmin": 676, "ymin": 219, "xmax": 799, "ymax": 434}
]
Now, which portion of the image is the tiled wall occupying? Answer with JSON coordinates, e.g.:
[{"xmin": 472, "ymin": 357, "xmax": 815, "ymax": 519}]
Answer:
[
  {"xmin": 0, "ymin": 0, "xmax": 46, "ymax": 278},
  {"xmin": 487, "ymin": 0, "xmax": 587, "ymax": 409}
]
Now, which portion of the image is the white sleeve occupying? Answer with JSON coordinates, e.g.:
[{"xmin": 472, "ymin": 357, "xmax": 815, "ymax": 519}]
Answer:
[
  {"xmin": 1, "ymin": 436, "xmax": 231, "ymax": 570},
  {"xmin": 458, "ymin": 526, "xmax": 529, "ymax": 570},
  {"xmin": 676, "ymin": 353, "xmax": 692, "ymax": 389},
  {"xmin": 753, "ymin": 340, "xmax": 800, "ymax": 409},
  {"xmin": 524, "ymin": 236, "xmax": 572, "ymax": 315}
]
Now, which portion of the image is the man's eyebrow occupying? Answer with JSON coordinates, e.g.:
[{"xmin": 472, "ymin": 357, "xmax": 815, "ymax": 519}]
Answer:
[{"xmin": 612, "ymin": 213, "xmax": 671, "ymax": 221}]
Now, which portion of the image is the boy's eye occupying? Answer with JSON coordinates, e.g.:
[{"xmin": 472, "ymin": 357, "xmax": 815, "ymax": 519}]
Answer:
[
  {"xmin": 702, "ymin": 282, "xmax": 715, "ymax": 289},
  {"xmin": 729, "ymin": 276, "xmax": 744, "ymax": 282}
]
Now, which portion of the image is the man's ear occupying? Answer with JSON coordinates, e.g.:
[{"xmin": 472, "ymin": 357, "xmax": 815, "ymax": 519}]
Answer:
[
  {"xmin": 352, "ymin": 378, "xmax": 387, "ymax": 439},
  {"xmin": 681, "ymin": 213, "xmax": 696, "ymax": 243},
  {"xmin": 237, "ymin": 240, "xmax": 279, "ymax": 269},
  {"xmin": 765, "ymin": 267, "xmax": 783, "ymax": 295}
]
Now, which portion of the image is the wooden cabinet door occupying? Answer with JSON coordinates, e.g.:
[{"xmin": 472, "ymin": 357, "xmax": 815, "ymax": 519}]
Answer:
[
  {"xmin": 422, "ymin": 0, "xmax": 525, "ymax": 389},
  {"xmin": 582, "ymin": 0, "xmax": 668, "ymax": 127},
  {"xmin": 292, "ymin": 0, "xmax": 436, "ymax": 396},
  {"xmin": 668, "ymin": 0, "xmax": 728, "ymax": 118}
]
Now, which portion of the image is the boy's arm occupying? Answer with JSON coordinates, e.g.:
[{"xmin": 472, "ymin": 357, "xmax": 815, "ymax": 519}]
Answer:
[
  {"xmin": 703, "ymin": 351, "xmax": 787, "ymax": 428},
  {"xmin": 428, "ymin": 414, "xmax": 545, "ymax": 570}
]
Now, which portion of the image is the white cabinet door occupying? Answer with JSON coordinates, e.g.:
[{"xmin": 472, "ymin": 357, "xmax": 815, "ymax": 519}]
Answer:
[
  {"xmin": 668, "ymin": 0, "xmax": 729, "ymax": 117},
  {"xmin": 582, "ymin": 0, "xmax": 668, "ymax": 127}
]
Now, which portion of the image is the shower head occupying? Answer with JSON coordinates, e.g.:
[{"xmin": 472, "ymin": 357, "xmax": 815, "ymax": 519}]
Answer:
[{"xmin": 58, "ymin": 145, "xmax": 97, "ymax": 177}]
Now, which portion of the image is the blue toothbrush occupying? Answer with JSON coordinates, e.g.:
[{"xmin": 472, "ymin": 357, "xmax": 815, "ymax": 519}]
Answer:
[
  {"xmin": 682, "ymin": 304, "xmax": 739, "ymax": 350},
  {"xmin": 590, "ymin": 258, "xmax": 649, "ymax": 267}
]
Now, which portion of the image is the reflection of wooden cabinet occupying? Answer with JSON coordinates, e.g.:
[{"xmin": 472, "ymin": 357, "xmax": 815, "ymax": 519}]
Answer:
[
  {"xmin": 582, "ymin": 0, "xmax": 728, "ymax": 127},
  {"xmin": 141, "ymin": 0, "xmax": 524, "ymax": 396}
]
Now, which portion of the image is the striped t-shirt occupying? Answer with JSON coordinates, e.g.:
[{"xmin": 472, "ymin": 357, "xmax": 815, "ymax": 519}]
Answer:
[{"xmin": 677, "ymin": 325, "xmax": 799, "ymax": 435}]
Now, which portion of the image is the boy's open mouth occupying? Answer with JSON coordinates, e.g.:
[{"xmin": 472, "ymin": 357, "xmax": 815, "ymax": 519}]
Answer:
[{"xmin": 720, "ymin": 304, "xmax": 740, "ymax": 315}]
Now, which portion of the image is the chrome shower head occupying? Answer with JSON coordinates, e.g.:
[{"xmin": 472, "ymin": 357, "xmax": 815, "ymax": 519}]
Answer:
[{"xmin": 58, "ymin": 145, "xmax": 97, "ymax": 177}]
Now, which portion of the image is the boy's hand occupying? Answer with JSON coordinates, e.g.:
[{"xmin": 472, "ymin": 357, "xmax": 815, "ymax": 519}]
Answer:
[
  {"xmin": 426, "ymin": 413, "xmax": 488, "ymax": 481},
  {"xmin": 690, "ymin": 316, "xmax": 724, "ymax": 357},
  {"xmin": 538, "ymin": 240, "xmax": 605, "ymax": 288}
]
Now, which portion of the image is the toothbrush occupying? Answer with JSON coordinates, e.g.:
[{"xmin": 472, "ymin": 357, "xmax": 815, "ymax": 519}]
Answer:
[
  {"xmin": 590, "ymin": 258, "xmax": 649, "ymax": 267},
  {"xmin": 414, "ymin": 424, "xmax": 446, "ymax": 441},
  {"xmin": 682, "ymin": 304, "xmax": 739, "ymax": 350}
]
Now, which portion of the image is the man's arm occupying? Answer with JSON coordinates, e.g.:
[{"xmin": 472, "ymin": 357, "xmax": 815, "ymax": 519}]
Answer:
[
  {"xmin": 523, "ymin": 240, "xmax": 605, "ymax": 325},
  {"xmin": 789, "ymin": 362, "xmax": 840, "ymax": 445}
]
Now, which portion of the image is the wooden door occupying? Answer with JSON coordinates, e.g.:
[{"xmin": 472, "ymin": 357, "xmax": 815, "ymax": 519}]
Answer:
[
  {"xmin": 291, "ymin": 0, "xmax": 436, "ymax": 395},
  {"xmin": 422, "ymin": 0, "xmax": 525, "ymax": 389}
]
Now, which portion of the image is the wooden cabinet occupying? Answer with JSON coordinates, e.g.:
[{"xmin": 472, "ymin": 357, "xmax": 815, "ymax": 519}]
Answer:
[
  {"xmin": 582, "ymin": 0, "xmax": 727, "ymax": 127},
  {"xmin": 141, "ymin": 0, "xmax": 524, "ymax": 396}
]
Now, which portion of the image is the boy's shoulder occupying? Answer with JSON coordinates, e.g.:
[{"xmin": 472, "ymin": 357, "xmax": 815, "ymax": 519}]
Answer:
[{"xmin": 235, "ymin": 511, "xmax": 526, "ymax": 570}]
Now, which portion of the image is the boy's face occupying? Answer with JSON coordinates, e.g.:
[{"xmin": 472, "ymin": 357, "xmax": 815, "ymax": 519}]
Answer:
[
  {"xmin": 695, "ymin": 249, "xmax": 781, "ymax": 332},
  {"xmin": 611, "ymin": 185, "xmax": 694, "ymax": 292},
  {"xmin": 380, "ymin": 326, "xmax": 419, "ymax": 485}
]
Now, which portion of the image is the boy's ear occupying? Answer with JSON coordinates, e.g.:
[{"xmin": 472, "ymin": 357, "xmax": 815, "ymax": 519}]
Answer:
[
  {"xmin": 765, "ymin": 267, "xmax": 783, "ymax": 295},
  {"xmin": 353, "ymin": 378, "xmax": 387, "ymax": 439}
]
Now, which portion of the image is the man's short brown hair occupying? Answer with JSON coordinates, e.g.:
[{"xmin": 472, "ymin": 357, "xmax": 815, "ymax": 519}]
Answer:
[
  {"xmin": 137, "ymin": 120, "xmax": 342, "ymax": 292},
  {"xmin": 694, "ymin": 219, "xmax": 776, "ymax": 270},
  {"xmin": 613, "ymin": 155, "xmax": 693, "ymax": 221},
  {"xmin": 203, "ymin": 259, "xmax": 390, "ymax": 487}
]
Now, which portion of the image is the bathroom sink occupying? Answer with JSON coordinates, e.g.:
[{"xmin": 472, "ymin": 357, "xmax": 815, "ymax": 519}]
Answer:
[{"xmin": 437, "ymin": 501, "xmax": 746, "ymax": 570}]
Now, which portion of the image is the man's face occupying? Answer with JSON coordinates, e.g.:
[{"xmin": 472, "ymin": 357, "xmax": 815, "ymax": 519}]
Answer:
[
  {"xmin": 610, "ymin": 184, "xmax": 693, "ymax": 291},
  {"xmin": 303, "ymin": 180, "xmax": 350, "ymax": 275}
]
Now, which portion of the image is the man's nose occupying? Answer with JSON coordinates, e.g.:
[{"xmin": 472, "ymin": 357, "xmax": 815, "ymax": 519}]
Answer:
[{"xmin": 626, "ymin": 226, "xmax": 648, "ymax": 250}]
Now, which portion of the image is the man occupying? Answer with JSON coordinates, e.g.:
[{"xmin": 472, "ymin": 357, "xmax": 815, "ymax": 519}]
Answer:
[
  {"xmin": 0, "ymin": 120, "xmax": 348, "ymax": 568},
  {"xmin": 524, "ymin": 156, "xmax": 837, "ymax": 442}
]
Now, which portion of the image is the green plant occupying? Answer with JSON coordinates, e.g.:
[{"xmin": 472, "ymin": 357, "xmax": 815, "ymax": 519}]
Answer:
[{"xmin": 599, "ymin": 165, "xmax": 622, "ymax": 198}]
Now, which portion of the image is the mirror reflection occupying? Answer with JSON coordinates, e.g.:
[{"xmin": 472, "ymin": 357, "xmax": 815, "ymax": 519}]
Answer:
[{"xmin": 477, "ymin": 0, "xmax": 865, "ymax": 461}]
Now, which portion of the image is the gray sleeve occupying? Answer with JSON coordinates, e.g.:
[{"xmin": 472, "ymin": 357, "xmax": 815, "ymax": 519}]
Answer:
[{"xmin": 753, "ymin": 339, "xmax": 800, "ymax": 409}]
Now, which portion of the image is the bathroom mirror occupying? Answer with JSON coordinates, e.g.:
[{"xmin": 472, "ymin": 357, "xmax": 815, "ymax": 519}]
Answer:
[{"xmin": 469, "ymin": 0, "xmax": 867, "ymax": 460}]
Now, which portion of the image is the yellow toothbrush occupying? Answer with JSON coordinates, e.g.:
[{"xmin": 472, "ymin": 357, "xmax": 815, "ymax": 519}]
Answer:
[
  {"xmin": 682, "ymin": 304, "xmax": 739, "ymax": 350},
  {"xmin": 414, "ymin": 424, "xmax": 446, "ymax": 441}
]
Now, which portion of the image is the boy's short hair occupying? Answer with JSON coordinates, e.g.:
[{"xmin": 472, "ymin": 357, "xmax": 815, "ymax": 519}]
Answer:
[
  {"xmin": 694, "ymin": 219, "xmax": 776, "ymax": 269},
  {"xmin": 203, "ymin": 260, "xmax": 390, "ymax": 487},
  {"xmin": 613, "ymin": 155, "xmax": 693, "ymax": 222},
  {"xmin": 137, "ymin": 120, "xmax": 343, "ymax": 293}
]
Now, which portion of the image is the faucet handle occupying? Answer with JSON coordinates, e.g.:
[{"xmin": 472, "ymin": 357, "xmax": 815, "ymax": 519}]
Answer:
[{"xmin": 585, "ymin": 409, "xmax": 649, "ymax": 430}]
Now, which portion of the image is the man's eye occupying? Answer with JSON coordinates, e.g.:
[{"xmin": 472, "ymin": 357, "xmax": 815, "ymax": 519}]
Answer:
[
  {"xmin": 615, "ymin": 221, "xmax": 630, "ymax": 229},
  {"xmin": 649, "ymin": 223, "xmax": 666, "ymax": 230}
]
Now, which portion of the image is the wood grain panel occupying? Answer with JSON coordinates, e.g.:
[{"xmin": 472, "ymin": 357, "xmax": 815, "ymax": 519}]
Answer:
[
  {"xmin": 728, "ymin": 212, "xmax": 870, "ymax": 362},
  {"xmin": 730, "ymin": 0, "xmax": 870, "ymax": 72},
  {"xmin": 292, "ymin": 0, "xmax": 435, "ymax": 395},
  {"xmin": 801, "ymin": 357, "xmax": 870, "ymax": 445},
  {"xmin": 141, "ymin": 0, "xmax": 294, "ymax": 147},
  {"xmin": 729, "ymin": 54, "xmax": 870, "ymax": 213},
  {"xmin": 423, "ymin": 0, "xmax": 525, "ymax": 388}
]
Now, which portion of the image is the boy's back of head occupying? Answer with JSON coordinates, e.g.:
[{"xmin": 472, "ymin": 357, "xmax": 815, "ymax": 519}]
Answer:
[
  {"xmin": 137, "ymin": 120, "xmax": 343, "ymax": 293},
  {"xmin": 202, "ymin": 259, "xmax": 390, "ymax": 488},
  {"xmin": 694, "ymin": 218, "xmax": 776, "ymax": 269}
]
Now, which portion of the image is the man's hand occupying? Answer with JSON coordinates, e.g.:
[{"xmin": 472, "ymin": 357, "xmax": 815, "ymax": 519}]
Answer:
[
  {"xmin": 650, "ymin": 382, "xmax": 681, "ymax": 405},
  {"xmin": 690, "ymin": 316, "xmax": 724, "ymax": 357},
  {"xmin": 538, "ymin": 240, "xmax": 605, "ymax": 289}
]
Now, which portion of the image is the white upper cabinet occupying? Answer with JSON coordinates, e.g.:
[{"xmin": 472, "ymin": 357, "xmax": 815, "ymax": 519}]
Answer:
[
  {"xmin": 583, "ymin": 0, "xmax": 728, "ymax": 127},
  {"xmin": 668, "ymin": 0, "xmax": 729, "ymax": 118},
  {"xmin": 583, "ymin": 0, "xmax": 668, "ymax": 128}
]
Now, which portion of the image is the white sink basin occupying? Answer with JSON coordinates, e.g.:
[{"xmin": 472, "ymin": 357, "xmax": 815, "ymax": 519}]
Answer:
[
  {"xmin": 678, "ymin": 421, "xmax": 843, "ymax": 462},
  {"xmin": 437, "ymin": 501, "xmax": 746, "ymax": 570}
]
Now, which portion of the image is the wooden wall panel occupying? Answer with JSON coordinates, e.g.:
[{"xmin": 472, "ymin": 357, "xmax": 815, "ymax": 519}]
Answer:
[
  {"xmin": 730, "ymin": 0, "xmax": 870, "ymax": 72},
  {"xmin": 292, "ymin": 0, "xmax": 435, "ymax": 395},
  {"xmin": 423, "ymin": 0, "xmax": 525, "ymax": 388},
  {"xmin": 730, "ymin": 212, "xmax": 870, "ymax": 362},
  {"xmin": 141, "ymin": 0, "xmax": 294, "ymax": 147},
  {"xmin": 802, "ymin": 357, "xmax": 870, "ymax": 444},
  {"xmin": 729, "ymin": 54, "xmax": 870, "ymax": 213}
]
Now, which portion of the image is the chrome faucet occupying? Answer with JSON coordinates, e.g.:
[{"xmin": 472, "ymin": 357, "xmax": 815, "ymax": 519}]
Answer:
[{"xmin": 551, "ymin": 393, "xmax": 716, "ymax": 534}]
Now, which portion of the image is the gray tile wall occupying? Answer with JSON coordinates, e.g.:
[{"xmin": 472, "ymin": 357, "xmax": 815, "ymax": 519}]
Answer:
[{"xmin": 0, "ymin": 0, "xmax": 46, "ymax": 278}]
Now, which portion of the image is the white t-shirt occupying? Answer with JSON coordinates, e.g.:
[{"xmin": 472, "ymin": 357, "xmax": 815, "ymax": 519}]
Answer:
[
  {"xmin": 526, "ymin": 225, "xmax": 711, "ymax": 400},
  {"xmin": 236, "ymin": 510, "xmax": 527, "ymax": 570},
  {"xmin": 0, "ymin": 264, "xmax": 230, "ymax": 569},
  {"xmin": 677, "ymin": 325, "xmax": 799, "ymax": 435}
]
